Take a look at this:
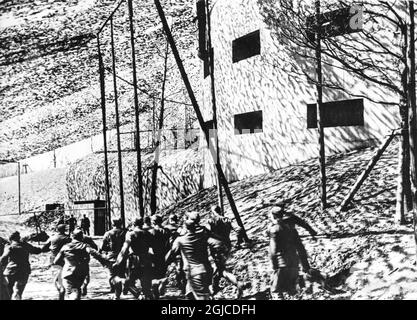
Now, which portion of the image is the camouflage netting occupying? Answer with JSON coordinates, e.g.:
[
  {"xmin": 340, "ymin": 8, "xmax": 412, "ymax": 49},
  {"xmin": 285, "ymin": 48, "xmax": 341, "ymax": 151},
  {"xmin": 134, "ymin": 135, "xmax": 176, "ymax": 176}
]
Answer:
[
  {"xmin": 1, "ymin": 0, "xmax": 199, "ymax": 160},
  {"xmin": 66, "ymin": 146, "xmax": 206, "ymax": 222}
]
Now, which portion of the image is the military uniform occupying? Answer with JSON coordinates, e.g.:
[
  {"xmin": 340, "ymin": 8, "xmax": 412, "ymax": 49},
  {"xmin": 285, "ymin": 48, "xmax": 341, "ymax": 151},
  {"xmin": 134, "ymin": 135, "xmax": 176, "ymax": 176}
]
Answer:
[
  {"xmin": 148, "ymin": 226, "xmax": 171, "ymax": 279},
  {"xmin": 42, "ymin": 232, "xmax": 71, "ymax": 299},
  {"xmin": 0, "ymin": 237, "xmax": 10, "ymax": 300},
  {"xmin": 68, "ymin": 217, "xmax": 77, "ymax": 234},
  {"xmin": 54, "ymin": 240, "xmax": 101, "ymax": 300},
  {"xmin": 267, "ymin": 220, "xmax": 309, "ymax": 295},
  {"xmin": 207, "ymin": 215, "xmax": 233, "ymax": 267},
  {"xmin": 80, "ymin": 217, "xmax": 91, "ymax": 235},
  {"xmin": 0, "ymin": 241, "xmax": 42, "ymax": 300},
  {"xmin": 119, "ymin": 227, "xmax": 153, "ymax": 298},
  {"xmin": 168, "ymin": 226, "xmax": 213, "ymax": 300},
  {"xmin": 43, "ymin": 233, "xmax": 71, "ymax": 265},
  {"xmin": 164, "ymin": 221, "xmax": 186, "ymax": 293},
  {"xmin": 101, "ymin": 228, "xmax": 126, "ymax": 263},
  {"xmin": 101, "ymin": 227, "xmax": 126, "ymax": 290}
]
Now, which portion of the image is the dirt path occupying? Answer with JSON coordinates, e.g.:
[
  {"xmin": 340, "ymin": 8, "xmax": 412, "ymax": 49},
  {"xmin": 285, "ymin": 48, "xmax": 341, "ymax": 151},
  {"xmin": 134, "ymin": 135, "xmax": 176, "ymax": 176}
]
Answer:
[{"xmin": 25, "ymin": 254, "xmax": 116, "ymax": 300}]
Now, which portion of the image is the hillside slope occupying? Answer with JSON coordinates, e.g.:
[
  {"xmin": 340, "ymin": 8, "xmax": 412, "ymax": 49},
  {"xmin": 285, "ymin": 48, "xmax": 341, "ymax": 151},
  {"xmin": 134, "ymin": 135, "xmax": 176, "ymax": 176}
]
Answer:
[
  {"xmin": 160, "ymin": 137, "xmax": 417, "ymax": 299},
  {"xmin": 0, "ymin": 168, "xmax": 67, "ymax": 215},
  {"xmin": 0, "ymin": 0, "xmax": 199, "ymax": 160}
]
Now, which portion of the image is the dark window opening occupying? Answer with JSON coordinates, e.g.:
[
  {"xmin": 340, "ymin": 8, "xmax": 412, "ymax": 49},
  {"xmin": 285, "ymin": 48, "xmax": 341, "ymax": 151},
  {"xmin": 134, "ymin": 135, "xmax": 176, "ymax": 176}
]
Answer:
[
  {"xmin": 234, "ymin": 111, "xmax": 263, "ymax": 135},
  {"xmin": 305, "ymin": 5, "xmax": 363, "ymax": 43},
  {"xmin": 232, "ymin": 30, "xmax": 261, "ymax": 63},
  {"xmin": 307, "ymin": 98, "xmax": 364, "ymax": 128}
]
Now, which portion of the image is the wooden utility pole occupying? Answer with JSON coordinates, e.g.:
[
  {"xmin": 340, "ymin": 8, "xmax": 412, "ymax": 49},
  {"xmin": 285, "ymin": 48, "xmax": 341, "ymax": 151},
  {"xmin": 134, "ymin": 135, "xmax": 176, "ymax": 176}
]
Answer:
[
  {"xmin": 340, "ymin": 130, "xmax": 398, "ymax": 211},
  {"xmin": 17, "ymin": 161, "xmax": 21, "ymax": 215},
  {"xmin": 153, "ymin": 0, "xmax": 249, "ymax": 242},
  {"xmin": 110, "ymin": 17, "xmax": 126, "ymax": 228},
  {"xmin": 97, "ymin": 36, "xmax": 112, "ymax": 230},
  {"xmin": 150, "ymin": 40, "xmax": 170, "ymax": 215},
  {"xmin": 315, "ymin": 0, "xmax": 327, "ymax": 209},
  {"xmin": 206, "ymin": 0, "xmax": 224, "ymax": 213},
  {"xmin": 128, "ymin": 0, "xmax": 145, "ymax": 218},
  {"xmin": 408, "ymin": 0, "xmax": 417, "ymax": 258}
]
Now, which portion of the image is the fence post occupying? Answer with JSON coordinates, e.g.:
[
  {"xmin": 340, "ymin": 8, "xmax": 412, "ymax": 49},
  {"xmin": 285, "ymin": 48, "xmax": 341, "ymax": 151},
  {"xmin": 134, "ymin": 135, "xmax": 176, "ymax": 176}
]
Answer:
[
  {"xmin": 97, "ymin": 35, "xmax": 112, "ymax": 230},
  {"xmin": 18, "ymin": 162, "xmax": 21, "ymax": 215},
  {"xmin": 127, "ymin": 0, "xmax": 145, "ymax": 218},
  {"xmin": 110, "ymin": 17, "xmax": 126, "ymax": 228}
]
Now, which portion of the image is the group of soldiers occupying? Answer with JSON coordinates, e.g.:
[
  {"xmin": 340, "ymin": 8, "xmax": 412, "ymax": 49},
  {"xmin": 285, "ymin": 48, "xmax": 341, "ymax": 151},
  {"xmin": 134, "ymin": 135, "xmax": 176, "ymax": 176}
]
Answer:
[
  {"xmin": 57, "ymin": 214, "xmax": 90, "ymax": 235},
  {"xmin": 0, "ymin": 201, "xmax": 318, "ymax": 300}
]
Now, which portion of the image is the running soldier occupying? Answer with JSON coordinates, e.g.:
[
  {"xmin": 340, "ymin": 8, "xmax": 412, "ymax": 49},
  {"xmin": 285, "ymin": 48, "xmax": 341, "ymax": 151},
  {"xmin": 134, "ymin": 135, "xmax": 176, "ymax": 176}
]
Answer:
[
  {"xmin": 166, "ymin": 212, "xmax": 215, "ymax": 300},
  {"xmin": 148, "ymin": 214, "xmax": 171, "ymax": 299},
  {"xmin": 0, "ymin": 231, "xmax": 43, "ymax": 300},
  {"xmin": 267, "ymin": 205, "xmax": 313, "ymax": 300},
  {"xmin": 100, "ymin": 219, "xmax": 126, "ymax": 300},
  {"xmin": 0, "ymin": 236, "xmax": 10, "ymax": 300},
  {"xmin": 41, "ymin": 224, "xmax": 71, "ymax": 299},
  {"xmin": 53, "ymin": 229, "xmax": 105, "ymax": 300},
  {"xmin": 114, "ymin": 218, "xmax": 153, "ymax": 300},
  {"xmin": 79, "ymin": 229, "xmax": 99, "ymax": 297},
  {"xmin": 282, "ymin": 211, "xmax": 317, "ymax": 238},
  {"xmin": 164, "ymin": 213, "xmax": 186, "ymax": 294},
  {"xmin": 268, "ymin": 200, "xmax": 318, "ymax": 237},
  {"xmin": 207, "ymin": 205, "xmax": 244, "ymax": 299}
]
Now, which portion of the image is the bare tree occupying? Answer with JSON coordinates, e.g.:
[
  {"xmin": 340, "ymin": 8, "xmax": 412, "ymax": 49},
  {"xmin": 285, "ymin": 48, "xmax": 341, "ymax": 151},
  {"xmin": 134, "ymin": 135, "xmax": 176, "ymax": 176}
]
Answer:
[
  {"xmin": 258, "ymin": 0, "xmax": 412, "ymax": 223},
  {"xmin": 407, "ymin": 0, "xmax": 417, "ymax": 259}
]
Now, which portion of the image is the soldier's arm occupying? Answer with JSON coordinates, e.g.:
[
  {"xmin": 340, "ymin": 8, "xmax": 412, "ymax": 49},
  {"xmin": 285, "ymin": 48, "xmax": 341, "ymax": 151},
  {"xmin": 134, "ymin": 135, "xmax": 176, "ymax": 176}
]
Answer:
[
  {"xmin": 26, "ymin": 242, "xmax": 43, "ymax": 255},
  {"xmin": 222, "ymin": 216, "xmax": 239, "ymax": 234},
  {"xmin": 41, "ymin": 239, "xmax": 51, "ymax": 253},
  {"xmin": 86, "ymin": 246, "xmax": 110, "ymax": 267},
  {"xmin": 100, "ymin": 233, "xmax": 110, "ymax": 253},
  {"xmin": 0, "ymin": 246, "xmax": 11, "ymax": 267},
  {"xmin": 268, "ymin": 226, "xmax": 279, "ymax": 259},
  {"xmin": 53, "ymin": 249, "xmax": 64, "ymax": 266},
  {"xmin": 114, "ymin": 236, "xmax": 131, "ymax": 266},
  {"xmin": 165, "ymin": 238, "xmax": 180, "ymax": 265},
  {"xmin": 87, "ymin": 238, "xmax": 98, "ymax": 250},
  {"xmin": 290, "ymin": 214, "xmax": 317, "ymax": 236},
  {"xmin": 206, "ymin": 234, "xmax": 220, "ymax": 259}
]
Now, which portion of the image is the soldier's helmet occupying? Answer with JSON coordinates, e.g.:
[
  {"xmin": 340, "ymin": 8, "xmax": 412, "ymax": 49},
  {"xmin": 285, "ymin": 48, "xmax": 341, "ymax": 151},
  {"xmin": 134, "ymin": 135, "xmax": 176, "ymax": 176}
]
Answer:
[
  {"xmin": 72, "ymin": 228, "xmax": 84, "ymax": 241},
  {"xmin": 185, "ymin": 211, "xmax": 200, "ymax": 227}
]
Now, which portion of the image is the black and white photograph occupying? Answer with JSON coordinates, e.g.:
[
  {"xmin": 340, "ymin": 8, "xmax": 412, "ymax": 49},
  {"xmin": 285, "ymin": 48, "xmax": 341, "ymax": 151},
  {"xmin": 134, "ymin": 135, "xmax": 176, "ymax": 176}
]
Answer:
[{"xmin": 1, "ymin": 0, "xmax": 417, "ymax": 307}]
